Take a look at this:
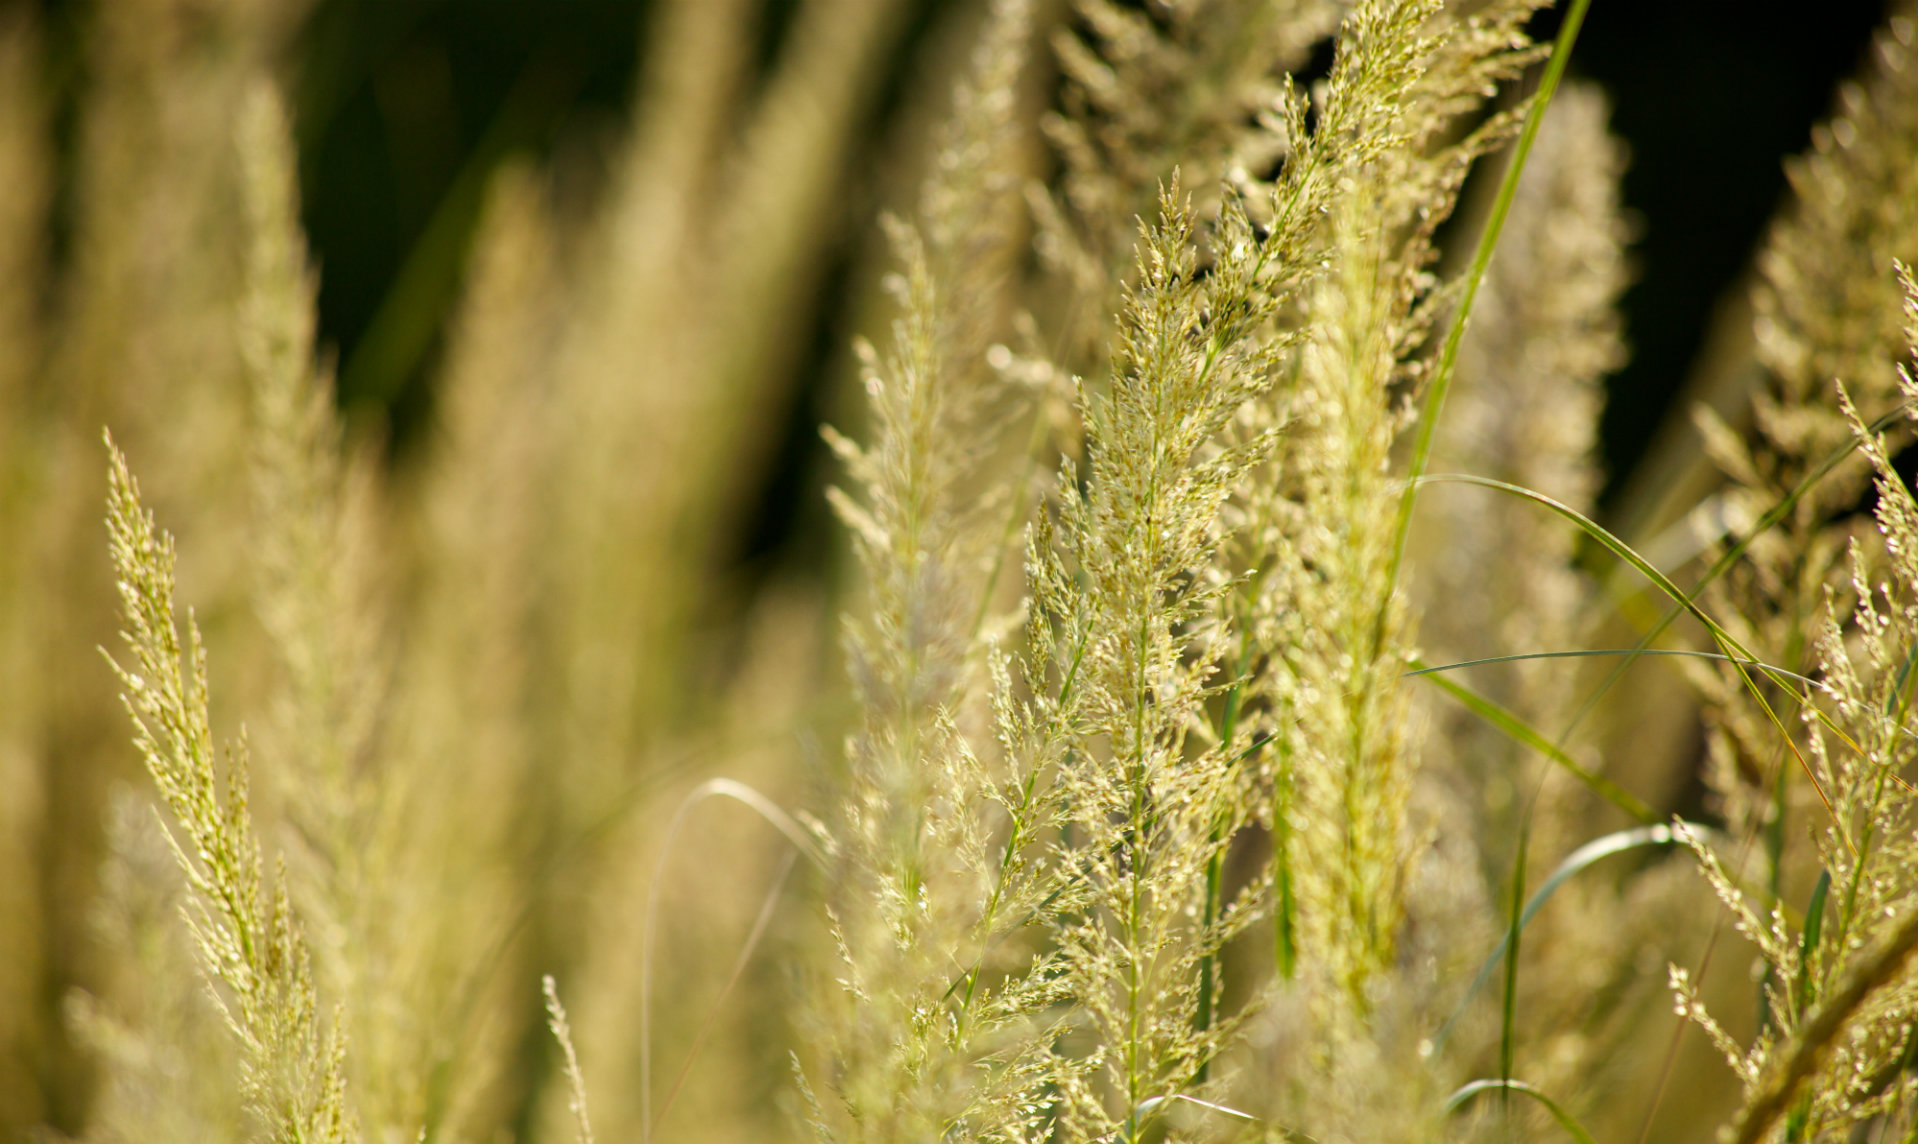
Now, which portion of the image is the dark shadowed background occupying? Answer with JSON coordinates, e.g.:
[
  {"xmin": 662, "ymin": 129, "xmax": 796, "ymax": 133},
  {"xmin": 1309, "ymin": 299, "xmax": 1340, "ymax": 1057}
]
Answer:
[{"xmin": 20, "ymin": 0, "xmax": 1897, "ymax": 558}]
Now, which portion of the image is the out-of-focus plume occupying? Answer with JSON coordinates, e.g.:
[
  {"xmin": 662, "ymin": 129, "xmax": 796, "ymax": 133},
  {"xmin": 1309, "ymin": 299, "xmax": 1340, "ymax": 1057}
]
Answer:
[
  {"xmin": 0, "ymin": 9, "xmax": 51, "ymax": 1136},
  {"xmin": 379, "ymin": 161, "xmax": 561, "ymax": 1144}
]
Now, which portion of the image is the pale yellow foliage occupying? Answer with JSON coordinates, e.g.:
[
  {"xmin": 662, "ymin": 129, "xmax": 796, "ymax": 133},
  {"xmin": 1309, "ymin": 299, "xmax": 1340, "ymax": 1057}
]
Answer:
[{"xmin": 15, "ymin": 3, "xmax": 1918, "ymax": 1144}]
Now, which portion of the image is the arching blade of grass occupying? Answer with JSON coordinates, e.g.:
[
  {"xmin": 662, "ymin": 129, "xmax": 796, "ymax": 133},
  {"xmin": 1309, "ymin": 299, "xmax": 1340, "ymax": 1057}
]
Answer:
[
  {"xmin": 1419, "ymin": 473, "xmax": 1850, "ymax": 851},
  {"xmin": 416, "ymin": 718, "xmax": 841, "ymax": 1138},
  {"xmin": 1419, "ymin": 475, "xmax": 1747, "ymax": 655},
  {"xmin": 1119, "ymin": 1093, "xmax": 1258, "ymax": 1142},
  {"xmin": 1563, "ymin": 402, "xmax": 1912, "ymax": 738},
  {"xmin": 1412, "ymin": 659, "xmax": 1656, "ymax": 823},
  {"xmin": 1432, "ymin": 823, "xmax": 1689, "ymax": 1051},
  {"xmin": 1413, "ymin": 651, "xmax": 1915, "ymax": 806},
  {"xmin": 641, "ymin": 778, "xmax": 821, "ymax": 1144},
  {"xmin": 1445, "ymin": 1079, "xmax": 1598, "ymax": 1144},
  {"xmin": 654, "ymin": 848, "xmax": 800, "ymax": 1134},
  {"xmin": 1418, "ymin": 652, "xmax": 1912, "ymax": 799}
]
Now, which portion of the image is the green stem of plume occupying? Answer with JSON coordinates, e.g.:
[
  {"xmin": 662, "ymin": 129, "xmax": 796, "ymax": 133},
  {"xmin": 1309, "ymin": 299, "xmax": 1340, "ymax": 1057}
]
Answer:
[
  {"xmin": 1422, "ymin": 472, "xmax": 1855, "ymax": 858},
  {"xmin": 1273, "ymin": 727, "xmax": 1298, "ymax": 982},
  {"xmin": 1499, "ymin": 826, "xmax": 1528, "ymax": 1102},
  {"xmin": 1195, "ymin": 579, "xmax": 1261, "ymax": 1079}
]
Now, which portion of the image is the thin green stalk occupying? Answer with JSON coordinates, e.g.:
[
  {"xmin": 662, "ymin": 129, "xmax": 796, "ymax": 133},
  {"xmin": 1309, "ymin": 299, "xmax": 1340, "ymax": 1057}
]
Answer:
[
  {"xmin": 1499, "ymin": 826, "xmax": 1528, "ymax": 1102},
  {"xmin": 1412, "ymin": 661, "xmax": 1656, "ymax": 823},
  {"xmin": 1434, "ymin": 823, "xmax": 1687, "ymax": 1051},
  {"xmin": 1195, "ymin": 582, "xmax": 1260, "ymax": 1080},
  {"xmin": 1383, "ymin": 0, "xmax": 1594, "ymax": 606},
  {"xmin": 1407, "ymin": 647, "xmax": 1813, "ymax": 686},
  {"xmin": 1795, "ymin": 870, "xmax": 1830, "ymax": 1013},
  {"xmin": 1274, "ymin": 717, "xmax": 1299, "ymax": 982}
]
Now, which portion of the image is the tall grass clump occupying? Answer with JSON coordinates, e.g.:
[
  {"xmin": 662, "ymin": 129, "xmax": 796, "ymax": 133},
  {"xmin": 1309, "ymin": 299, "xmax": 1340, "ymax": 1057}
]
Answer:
[{"xmin": 9, "ymin": 1, "xmax": 1918, "ymax": 1142}]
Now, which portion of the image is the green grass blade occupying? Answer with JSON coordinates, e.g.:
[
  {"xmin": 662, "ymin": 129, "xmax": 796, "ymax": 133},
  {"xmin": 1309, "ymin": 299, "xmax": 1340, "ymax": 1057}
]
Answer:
[
  {"xmin": 654, "ymin": 849, "xmax": 799, "ymax": 1133},
  {"xmin": 1419, "ymin": 473, "xmax": 1852, "ymax": 849},
  {"xmin": 642, "ymin": 778, "xmax": 821, "ymax": 1144},
  {"xmin": 1500, "ymin": 829, "xmax": 1528, "ymax": 1099},
  {"xmin": 1408, "ymin": 648, "xmax": 1812, "ymax": 688},
  {"xmin": 1419, "ymin": 474, "xmax": 1724, "ymax": 636},
  {"xmin": 1560, "ymin": 402, "xmax": 1911, "ymax": 738},
  {"xmin": 1797, "ymin": 869, "xmax": 1831, "ymax": 1011},
  {"xmin": 1434, "ymin": 824, "xmax": 1688, "ymax": 1050},
  {"xmin": 1412, "ymin": 660, "xmax": 1656, "ymax": 824},
  {"xmin": 1445, "ymin": 1079, "xmax": 1599, "ymax": 1144}
]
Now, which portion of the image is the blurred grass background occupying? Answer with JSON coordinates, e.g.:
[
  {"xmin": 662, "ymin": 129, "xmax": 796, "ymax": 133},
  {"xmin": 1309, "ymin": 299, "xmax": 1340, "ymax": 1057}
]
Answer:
[{"xmin": 12, "ymin": 0, "xmax": 1894, "ymax": 569}]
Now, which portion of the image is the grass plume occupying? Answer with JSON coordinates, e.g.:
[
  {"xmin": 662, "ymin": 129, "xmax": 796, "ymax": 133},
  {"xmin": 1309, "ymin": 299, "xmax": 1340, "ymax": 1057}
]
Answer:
[{"xmin": 104, "ymin": 436, "xmax": 357, "ymax": 1144}]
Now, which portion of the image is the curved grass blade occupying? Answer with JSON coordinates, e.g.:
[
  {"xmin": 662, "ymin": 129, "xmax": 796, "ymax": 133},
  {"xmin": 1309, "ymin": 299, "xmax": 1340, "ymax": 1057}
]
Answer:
[
  {"xmin": 1418, "ymin": 475, "xmax": 1741, "ymax": 648},
  {"xmin": 1445, "ymin": 1079, "xmax": 1598, "ymax": 1144},
  {"xmin": 641, "ymin": 778, "xmax": 822, "ymax": 1144},
  {"xmin": 1133, "ymin": 1095, "xmax": 1256, "ymax": 1125},
  {"xmin": 1419, "ymin": 473, "xmax": 1849, "ymax": 850},
  {"xmin": 654, "ymin": 848, "xmax": 800, "ymax": 1134},
  {"xmin": 1562, "ymin": 402, "xmax": 1912, "ymax": 739},
  {"xmin": 1412, "ymin": 659, "xmax": 1656, "ymax": 823},
  {"xmin": 1421, "ymin": 408, "xmax": 1916, "ymax": 874},
  {"xmin": 1433, "ymin": 823, "xmax": 1690, "ymax": 1051},
  {"xmin": 1413, "ymin": 651, "xmax": 1911, "ymax": 800},
  {"xmin": 1114, "ymin": 1095, "xmax": 1268, "ymax": 1144}
]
